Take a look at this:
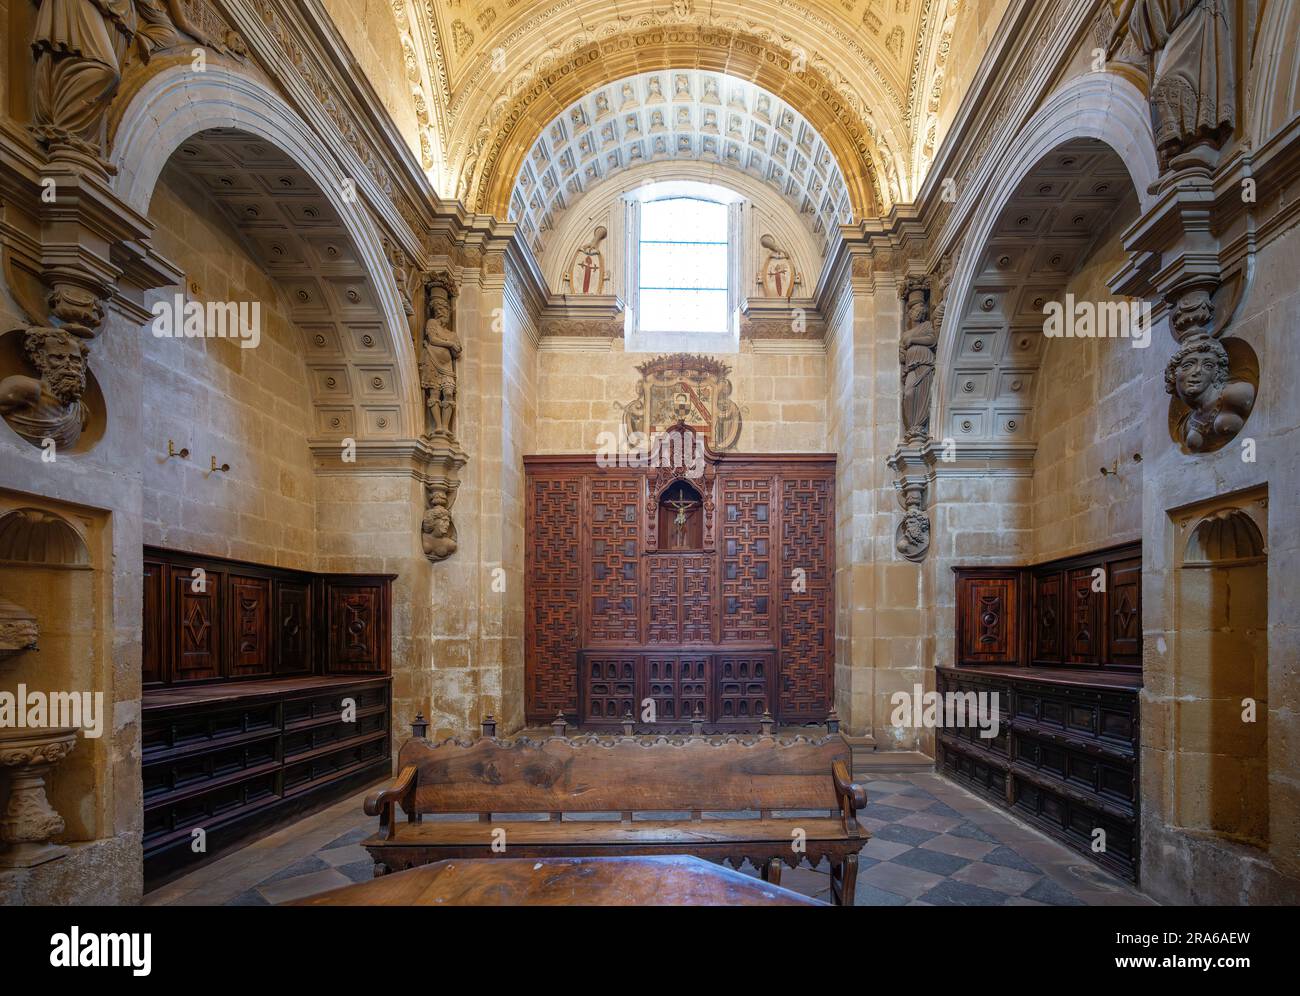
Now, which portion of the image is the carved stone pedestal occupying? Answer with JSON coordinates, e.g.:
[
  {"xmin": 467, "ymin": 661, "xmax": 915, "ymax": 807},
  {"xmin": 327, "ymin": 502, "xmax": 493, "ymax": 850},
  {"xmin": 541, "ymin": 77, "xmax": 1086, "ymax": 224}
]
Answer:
[{"xmin": 0, "ymin": 727, "xmax": 77, "ymax": 868}]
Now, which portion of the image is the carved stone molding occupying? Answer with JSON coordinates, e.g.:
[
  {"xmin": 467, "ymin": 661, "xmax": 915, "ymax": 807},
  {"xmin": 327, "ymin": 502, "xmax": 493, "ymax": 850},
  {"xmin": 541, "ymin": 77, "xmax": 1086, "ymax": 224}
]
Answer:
[
  {"xmin": 0, "ymin": 727, "xmax": 78, "ymax": 869},
  {"xmin": 0, "ymin": 597, "xmax": 39, "ymax": 664}
]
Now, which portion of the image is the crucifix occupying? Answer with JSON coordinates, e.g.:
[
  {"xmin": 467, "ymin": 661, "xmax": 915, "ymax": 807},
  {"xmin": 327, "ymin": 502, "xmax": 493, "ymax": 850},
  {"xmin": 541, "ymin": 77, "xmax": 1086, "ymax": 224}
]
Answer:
[{"xmin": 664, "ymin": 496, "xmax": 701, "ymax": 549}]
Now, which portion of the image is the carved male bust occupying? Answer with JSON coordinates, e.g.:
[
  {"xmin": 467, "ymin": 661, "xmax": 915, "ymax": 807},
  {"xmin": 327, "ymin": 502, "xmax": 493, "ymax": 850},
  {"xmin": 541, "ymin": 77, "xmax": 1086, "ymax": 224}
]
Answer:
[
  {"xmin": 896, "ymin": 506, "xmax": 931, "ymax": 562},
  {"xmin": 1165, "ymin": 334, "xmax": 1255, "ymax": 452},
  {"xmin": 0, "ymin": 327, "xmax": 91, "ymax": 450},
  {"xmin": 421, "ymin": 503, "xmax": 458, "ymax": 561}
]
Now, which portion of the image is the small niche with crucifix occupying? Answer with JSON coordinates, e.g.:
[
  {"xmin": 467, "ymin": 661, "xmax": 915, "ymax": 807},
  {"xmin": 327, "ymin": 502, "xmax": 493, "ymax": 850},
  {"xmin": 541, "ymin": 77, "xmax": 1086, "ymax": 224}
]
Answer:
[{"xmin": 657, "ymin": 479, "xmax": 704, "ymax": 551}]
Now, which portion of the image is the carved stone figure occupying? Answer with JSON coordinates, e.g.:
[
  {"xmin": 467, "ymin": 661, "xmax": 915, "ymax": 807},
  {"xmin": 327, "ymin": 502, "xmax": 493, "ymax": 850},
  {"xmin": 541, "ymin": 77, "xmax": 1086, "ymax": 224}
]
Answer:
[
  {"xmin": 30, "ymin": 0, "xmax": 228, "ymax": 164},
  {"xmin": 1107, "ymin": 0, "xmax": 1235, "ymax": 175},
  {"xmin": 384, "ymin": 237, "xmax": 415, "ymax": 318},
  {"xmin": 712, "ymin": 376, "xmax": 742, "ymax": 451},
  {"xmin": 420, "ymin": 275, "xmax": 461, "ymax": 438},
  {"xmin": 1165, "ymin": 334, "xmax": 1255, "ymax": 452},
  {"xmin": 620, "ymin": 354, "xmax": 743, "ymax": 452},
  {"xmin": 758, "ymin": 234, "xmax": 798, "ymax": 299},
  {"xmin": 620, "ymin": 379, "xmax": 646, "ymax": 445},
  {"xmin": 0, "ymin": 327, "xmax": 91, "ymax": 450},
  {"xmin": 899, "ymin": 278, "xmax": 937, "ymax": 444},
  {"xmin": 569, "ymin": 226, "xmax": 607, "ymax": 295},
  {"xmin": 421, "ymin": 500, "xmax": 457, "ymax": 561}
]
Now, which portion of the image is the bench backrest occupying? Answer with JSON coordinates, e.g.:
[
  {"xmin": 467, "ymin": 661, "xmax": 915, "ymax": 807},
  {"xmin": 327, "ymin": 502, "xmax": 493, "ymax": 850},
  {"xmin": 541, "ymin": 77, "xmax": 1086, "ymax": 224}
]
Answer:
[{"xmin": 399, "ymin": 735, "xmax": 847, "ymax": 815}]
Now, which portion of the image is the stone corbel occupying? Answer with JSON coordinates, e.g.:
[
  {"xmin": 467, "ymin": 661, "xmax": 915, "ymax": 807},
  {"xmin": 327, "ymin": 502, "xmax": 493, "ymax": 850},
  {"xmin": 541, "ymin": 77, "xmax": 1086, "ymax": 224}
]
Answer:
[
  {"xmin": 893, "ymin": 477, "xmax": 932, "ymax": 564},
  {"xmin": 418, "ymin": 436, "xmax": 467, "ymax": 563}
]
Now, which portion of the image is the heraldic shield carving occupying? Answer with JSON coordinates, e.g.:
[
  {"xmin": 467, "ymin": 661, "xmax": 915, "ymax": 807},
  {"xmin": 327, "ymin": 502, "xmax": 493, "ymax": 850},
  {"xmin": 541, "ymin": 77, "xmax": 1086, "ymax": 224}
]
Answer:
[{"xmin": 618, "ymin": 354, "xmax": 743, "ymax": 451}]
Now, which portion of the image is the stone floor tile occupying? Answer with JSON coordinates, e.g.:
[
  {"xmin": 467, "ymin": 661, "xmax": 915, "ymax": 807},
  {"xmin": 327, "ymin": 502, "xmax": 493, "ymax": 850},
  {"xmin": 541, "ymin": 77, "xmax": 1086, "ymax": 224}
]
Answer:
[
  {"xmin": 949, "ymin": 821, "xmax": 999, "ymax": 843},
  {"xmin": 859, "ymin": 836, "xmax": 913, "ymax": 861},
  {"xmin": 891, "ymin": 847, "xmax": 970, "ymax": 877},
  {"xmin": 1022, "ymin": 877, "xmax": 1088, "ymax": 906},
  {"xmin": 918, "ymin": 879, "xmax": 1009, "ymax": 906},
  {"xmin": 318, "ymin": 843, "xmax": 372, "ymax": 868},
  {"xmin": 919, "ymin": 834, "xmax": 997, "ymax": 860},
  {"xmin": 873, "ymin": 823, "xmax": 938, "ymax": 846},
  {"xmin": 853, "ymin": 882, "xmax": 909, "ymax": 906},
  {"xmin": 983, "ymin": 845, "xmax": 1042, "ymax": 874},
  {"xmin": 257, "ymin": 868, "xmax": 353, "ymax": 905},
  {"xmin": 899, "ymin": 811, "xmax": 963, "ymax": 833},
  {"xmin": 951, "ymin": 861, "xmax": 1041, "ymax": 895},
  {"xmin": 858, "ymin": 860, "xmax": 945, "ymax": 900}
]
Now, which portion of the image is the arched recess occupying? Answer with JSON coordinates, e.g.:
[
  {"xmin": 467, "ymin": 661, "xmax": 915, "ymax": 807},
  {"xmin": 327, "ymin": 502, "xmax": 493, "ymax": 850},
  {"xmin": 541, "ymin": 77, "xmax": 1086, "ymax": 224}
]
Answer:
[
  {"xmin": 107, "ymin": 63, "xmax": 422, "ymax": 441},
  {"xmin": 1249, "ymin": 0, "xmax": 1300, "ymax": 146},
  {"xmin": 462, "ymin": 29, "xmax": 894, "ymax": 225},
  {"xmin": 539, "ymin": 160, "xmax": 824, "ymax": 301},
  {"xmin": 934, "ymin": 72, "xmax": 1160, "ymax": 444}
]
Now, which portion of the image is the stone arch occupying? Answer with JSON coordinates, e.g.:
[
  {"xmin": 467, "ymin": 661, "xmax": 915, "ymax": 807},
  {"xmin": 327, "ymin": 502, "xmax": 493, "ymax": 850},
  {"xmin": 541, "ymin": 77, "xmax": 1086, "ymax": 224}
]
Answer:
[
  {"xmin": 463, "ymin": 27, "xmax": 893, "ymax": 225},
  {"xmin": 934, "ymin": 73, "xmax": 1159, "ymax": 443},
  {"xmin": 0, "ymin": 507, "xmax": 90, "ymax": 566},
  {"xmin": 1249, "ymin": 0, "xmax": 1300, "ymax": 146},
  {"xmin": 107, "ymin": 63, "xmax": 422, "ymax": 441}
]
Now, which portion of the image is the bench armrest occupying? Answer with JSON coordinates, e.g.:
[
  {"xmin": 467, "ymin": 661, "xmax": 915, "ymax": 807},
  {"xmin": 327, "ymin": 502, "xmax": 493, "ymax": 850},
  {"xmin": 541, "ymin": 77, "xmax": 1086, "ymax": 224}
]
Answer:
[
  {"xmin": 364, "ymin": 765, "xmax": 417, "ymax": 840},
  {"xmin": 832, "ymin": 759, "xmax": 867, "ymax": 835}
]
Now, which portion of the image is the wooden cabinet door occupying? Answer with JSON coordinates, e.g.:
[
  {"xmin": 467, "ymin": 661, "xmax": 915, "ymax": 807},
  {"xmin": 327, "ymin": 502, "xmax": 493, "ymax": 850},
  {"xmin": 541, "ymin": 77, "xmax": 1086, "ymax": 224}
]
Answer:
[
  {"xmin": 274, "ymin": 580, "xmax": 312, "ymax": 675},
  {"xmin": 720, "ymin": 475, "xmax": 775, "ymax": 643},
  {"xmin": 1106, "ymin": 557, "xmax": 1142, "ymax": 667},
  {"xmin": 1031, "ymin": 571, "xmax": 1063, "ymax": 664},
  {"xmin": 778, "ymin": 476, "xmax": 832, "ymax": 720},
  {"xmin": 326, "ymin": 584, "xmax": 385, "ymax": 673},
  {"xmin": 1065, "ymin": 568, "xmax": 1102, "ymax": 665},
  {"xmin": 228, "ymin": 576, "xmax": 272, "ymax": 677},
  {"xmin": 170, "ymin": 565, "xmax": 222, "ymax": 682},
  {"xmin": 143, "ymin": 558, "xmax": 166, "ymax": 686},
  {"xmin": 957, "ymin": 575, "xmax": 1018, "ymax": 665}
]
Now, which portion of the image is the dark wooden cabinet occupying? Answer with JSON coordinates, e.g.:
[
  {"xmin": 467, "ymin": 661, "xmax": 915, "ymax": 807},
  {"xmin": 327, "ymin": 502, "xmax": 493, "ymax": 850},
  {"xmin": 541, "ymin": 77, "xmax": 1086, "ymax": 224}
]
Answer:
[
  {"xmin": 526, "ymin": 431, "xmax": 834, "ymax": 729},
  {"xmin": 140, "ymin": 547, "xmax": 394, "ymax": 885},
  {"xmin": 948, "ymin": 543, "xmax": 1142, "ymax": 879}
]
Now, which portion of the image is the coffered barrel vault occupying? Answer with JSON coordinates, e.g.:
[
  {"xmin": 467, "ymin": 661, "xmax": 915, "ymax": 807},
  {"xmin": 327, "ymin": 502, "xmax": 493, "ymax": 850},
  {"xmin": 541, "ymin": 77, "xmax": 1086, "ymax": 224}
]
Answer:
[
  {"xmin": 509, "ymin": 70, "xmax": 854, "ymax": 258},
  {"xmin": 149, "ymin": 129, "xmax": 420, "ymax": 443}
]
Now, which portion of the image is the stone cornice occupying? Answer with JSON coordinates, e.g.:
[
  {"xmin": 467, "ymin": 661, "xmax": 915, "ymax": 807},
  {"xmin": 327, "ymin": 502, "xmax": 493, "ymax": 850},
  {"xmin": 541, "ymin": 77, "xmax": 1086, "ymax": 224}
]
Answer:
[{"xmin": 888, "ymin": 439, "xmax": 1038, "ymax": 480}]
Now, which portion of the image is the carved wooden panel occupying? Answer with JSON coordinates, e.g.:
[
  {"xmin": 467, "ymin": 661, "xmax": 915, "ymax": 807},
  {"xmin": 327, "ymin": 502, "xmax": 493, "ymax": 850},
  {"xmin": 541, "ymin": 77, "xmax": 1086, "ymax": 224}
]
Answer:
[
  {"xmin": 582, "ymin": 654, "xmax": 638, "ymax": 722},
  {"xmin": 646, "ymin": 556, "xmax": 681, "ymax": 644},
  {"xmin": 1032, "ymin": 571, "xmax": 1062, "ymax": 663},
  {"xmin": 526, "ymin": 477, "xmax": 582, "ymax": 718},
  {"xmin": 717, "ymin": 652, "xmax": 774, "ymax": 724},
  {"xmin": 170, "ymin": 566, "xmax": 222, "ymax": 682},
  {"xmin": 681, "ymin": 554, "xmax": 715, "ymax": 643},
  {"xmin": 1107, "ymin": 557, "xmax": 1142, "ymax": 667},
  {"xmin": 778, "ymin": 477, "xmax": 832, "ymax": 719},
  {"xmin": 956, "ymin": 574, "xmax": 1018, "ymax": 665},
  {"xmin": 326, "ymin": 585, "xmax": 384, "ymax": 673},
  {"xmin": 143, "ymin": 559, "xmax": 165, "ymax": 686},
  {"xmin": 588, "ymin": 476, "xmax": 641, "ymax": 644},
  {"xmin": 720, "ymin": 476, "xmax": 774, "ymax": 642},
  {"xmin": 1065, "ymin": 568, "xmax": 1101, "ymax": 665},
  {"xmin": 228, "ymin": 576, "xmax": 272, "ymax": 677},
  {"xmin": 643, "ymin": 654, "xmax": 709, "ymax": 723},
  {"xmin": 275, "ymin": 580, "xmax": 312, "ymax": 675}
]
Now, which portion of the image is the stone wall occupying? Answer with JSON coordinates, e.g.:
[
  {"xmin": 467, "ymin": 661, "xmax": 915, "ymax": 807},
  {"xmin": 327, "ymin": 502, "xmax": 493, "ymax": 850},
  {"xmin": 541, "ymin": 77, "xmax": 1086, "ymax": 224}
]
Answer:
[
  {"xmin": 142, "ymin": 169, "xmax": 319, "ymax": 567},
  {"xmin": 533, "ymin": 341, "xmax": 827, "ymax": 455}
]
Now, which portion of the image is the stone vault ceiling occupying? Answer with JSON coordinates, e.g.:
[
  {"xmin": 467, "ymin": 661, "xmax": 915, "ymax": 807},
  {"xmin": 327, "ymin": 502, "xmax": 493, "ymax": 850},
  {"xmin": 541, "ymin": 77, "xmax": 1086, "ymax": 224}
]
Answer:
[
  {"xmin": 942, "ymin": 139, "xmax": 1136, "ymax": 446},
  {"xmin": 394, "ymin": 0, "xmax": 972, "ymax": 216},
  {"xmin": 159, "ymin": 129, "xmax": 413, "ymax": 442},
  {"xmin": 510, "ymin": 70, "xmax": 852, "ymax": 256}
]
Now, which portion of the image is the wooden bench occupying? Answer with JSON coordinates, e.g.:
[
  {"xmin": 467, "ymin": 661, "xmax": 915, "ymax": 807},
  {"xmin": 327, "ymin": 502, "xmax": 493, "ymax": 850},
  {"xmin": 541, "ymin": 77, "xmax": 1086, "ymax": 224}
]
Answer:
[{"xmin": 363, "ymin": 720, "xmax": 869, "ymax": 905}]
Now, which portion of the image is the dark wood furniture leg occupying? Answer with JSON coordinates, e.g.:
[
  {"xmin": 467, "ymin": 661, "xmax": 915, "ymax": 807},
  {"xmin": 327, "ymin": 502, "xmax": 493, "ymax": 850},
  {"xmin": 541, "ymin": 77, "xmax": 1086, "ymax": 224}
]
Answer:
[{"xmin": 762, "ymin": 858, "xmax": 783, "ymax": 886}]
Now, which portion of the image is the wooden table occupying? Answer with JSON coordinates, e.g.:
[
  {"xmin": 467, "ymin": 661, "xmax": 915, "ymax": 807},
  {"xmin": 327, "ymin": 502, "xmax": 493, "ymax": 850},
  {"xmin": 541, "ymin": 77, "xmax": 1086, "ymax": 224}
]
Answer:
[{"xmin": 286, "ymin": 855, "xmax": 826, "ymax": 906}]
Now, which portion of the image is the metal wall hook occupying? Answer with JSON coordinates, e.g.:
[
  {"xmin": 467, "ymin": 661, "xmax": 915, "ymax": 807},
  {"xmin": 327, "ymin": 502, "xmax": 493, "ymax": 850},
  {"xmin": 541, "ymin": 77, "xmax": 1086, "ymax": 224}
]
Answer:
[
  {"xmin": 167, "ymin": 440, "xmax": 189, "ymax": 460},
  {"xmin": 209, "ymin": 456, "xmax": 230, "ymax": 474}
]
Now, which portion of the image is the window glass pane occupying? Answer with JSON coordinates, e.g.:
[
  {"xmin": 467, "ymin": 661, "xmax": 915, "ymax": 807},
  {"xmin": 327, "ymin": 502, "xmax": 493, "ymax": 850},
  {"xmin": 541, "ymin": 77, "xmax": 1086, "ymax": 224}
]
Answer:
[
  {"xmin": 639, "ymin": 243, "xmax": 728, "ymax": 290},
  {"xmin": 640, "ymin": 289, "xmax": 729, "ymax": 333},
  {"xmin": 637, "ymin": 196, "xmax": 730, "ymax": 334},
  {"xmin": 640, "ymin": 198, "xmax": 727, "ymax": 243}
]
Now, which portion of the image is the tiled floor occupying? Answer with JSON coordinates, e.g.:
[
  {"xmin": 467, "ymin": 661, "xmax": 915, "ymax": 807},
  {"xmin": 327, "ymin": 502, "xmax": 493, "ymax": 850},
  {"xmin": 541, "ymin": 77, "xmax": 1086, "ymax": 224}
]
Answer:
[{"xmin": 145, "ymin": 771, "xmax": 1157, "ymax": 906}]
